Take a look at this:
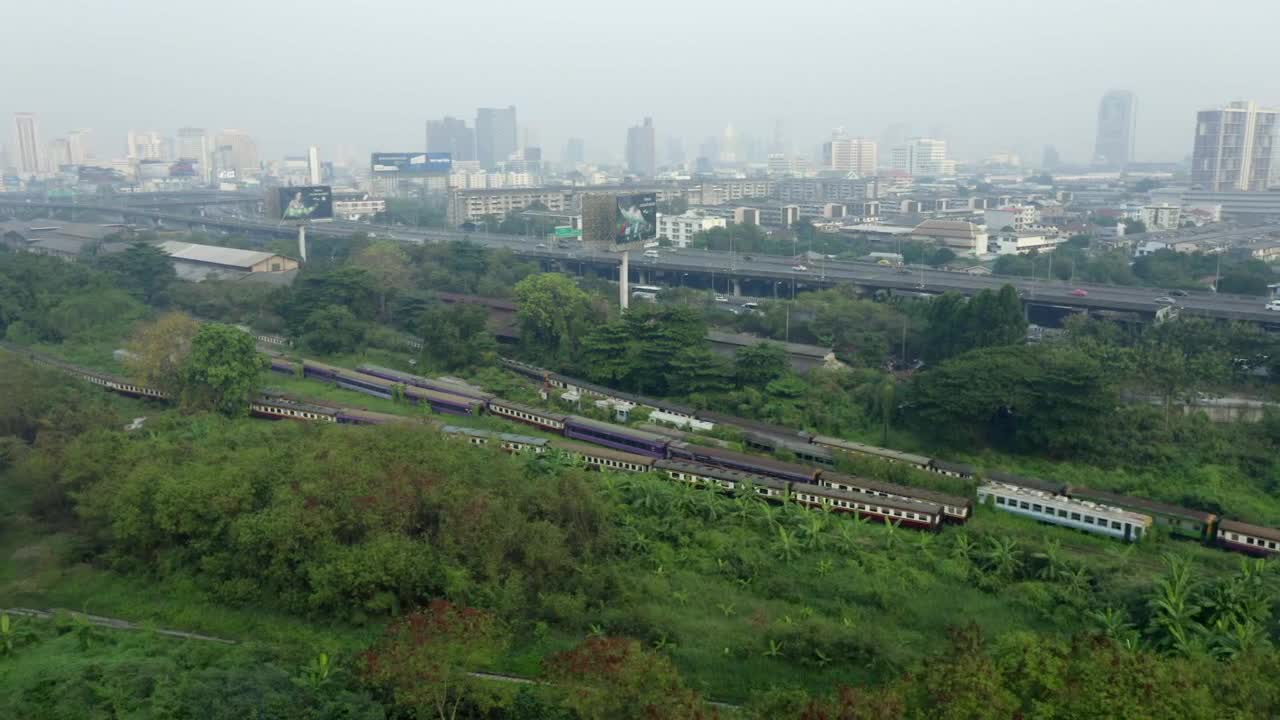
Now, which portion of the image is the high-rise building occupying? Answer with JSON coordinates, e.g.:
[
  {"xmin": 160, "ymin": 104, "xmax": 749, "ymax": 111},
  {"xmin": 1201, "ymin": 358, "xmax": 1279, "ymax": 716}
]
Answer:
[
  {"xmin": 47, "ymin": 138, "xmax": 72, "ymax": 170},
  {"xmin": 720, "ymin": 124, "xmax": 738, "ymax": 163},
  {"xmin": 475, "ymin": 106, "xmax": 517, "ymax": 170},
  {"xmin": 307, "ymin": 146, "xmax": 321, "ymax": 185},
  {"xmin": 822, "ymin": 129, "xmax": 877, "ymax": 176},
  {"xmin": 66, "ymin": 130, "xmax": 91, "ymax": 164},
  {"xmin": 1191, "ymin": 101, "xmax": 1279, "ymax": 192},
  {"xmin": 176, "ymin": 127, "xmax": 211, "ymax": 184},
  {"xmin": 890, "ymin": 138, "xmax": 953, "ymax": 176},
  {"xmin": 563, "ymin": 137, "xmax": 585, "ymax": 166},
  {"xmin": 214, "ymin": 129, "xmax": 259, "ymax": 179},
  {"xmin": 127, "ymin": 130, "xmax": 165, "ymax": 161},
  {"xmin": 426, "ymin": 116, "xmax": 476, "ymax": 162},
  {"xmin": 14, "ymin": 112, "xmax": 42, "ymax": 175},
  {"xmin": 625, "ymin": 117, "xmax": 656, "ymax": 177},
  {"xmin": 1093, "ymin": 90, "xmax": 1136, "ymax": 169},
  {"xmin": 1041, "ymin": 145, "xmax": 1061, "ymax": 170}
]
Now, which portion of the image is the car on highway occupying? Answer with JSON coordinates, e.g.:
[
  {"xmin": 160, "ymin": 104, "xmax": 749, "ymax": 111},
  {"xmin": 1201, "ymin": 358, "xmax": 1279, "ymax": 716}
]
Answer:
[
  {"xmin": 1070, "ymin": 288, "xmax": 1088, "ymax": 297},
  {"xmin": 536, "ymin": 243, "xmax": 547, "ymax": 248},
  {"xmin": 1154, "ymin": 296, "xmax": 1177, "ymax": 305},
  {"xmin": 1266, "ymin": 300, "xmax": 1280, "ymax": 312},
  {"xmin": 1170, "ymin": 289, "xmax": 1189, "ymax": 297},
  {"xmin": 714, "ymin": 295, "xmax": 729, "ymax": 302},
  {"xmin": 743, "ymin": 255, "xmax": 754, "ymax": 261},
  {"xmin": 792, "ymin": 264, "xmax": 809, "ymax": 272}
]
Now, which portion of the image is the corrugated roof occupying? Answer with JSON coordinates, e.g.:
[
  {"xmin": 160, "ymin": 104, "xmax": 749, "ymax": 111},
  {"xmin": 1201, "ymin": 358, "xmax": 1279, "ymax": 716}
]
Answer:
[{"xmin": 158, "ymin": 241, "xmax": 281, "ymax": 269}]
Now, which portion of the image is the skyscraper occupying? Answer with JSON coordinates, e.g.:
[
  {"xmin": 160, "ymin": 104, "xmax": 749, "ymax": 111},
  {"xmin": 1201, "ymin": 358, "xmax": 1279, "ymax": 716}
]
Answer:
[
  {"xmin": 1191, "ymin": 100, "xmax": 1279, "ymax": 192},
  {"xmin": 47, "ymin": 138, "xmax": 71, "ymax": 170},
  {"xmin": 214, "ymin": 129, "xmax": 259, "ymax": 179},
  {"xmin": 426, "ymin": 116, "xmax": 476, "ymax": 161},
  {"xmin": 475, "ymin": 106, "xmax": 517, "ymax": 170},
  {"xmin": 563, "ymin": 137, "xmax": 585, "ymax": 166},
  {"xmin": 1041, "ymin": 145, "xmax": 1061, "ymax": 170},
  {"xmin": 14, "ymin": 112, "xmax": 42, "ymax": 175},
  {"xmin": 307, "ymin": 146, "xmax": 321, "ymax": 185},
  {"xmin": 176, "ymin": 128, "xmax": 211, "ymax": 184},
  {"xmin": 66, "ymin": 130, "xmax": 91, "ymax": 165},
  {"xmin": 822, "ymin": 129, "xmax": 877, "ymax": 176},
  {"xmin": 720, "ymin": 125, "xmax": 738, "ymax": 163},
  {"xmin": 1093, "ymin": 90, "xmax": 1136, "ymax": 168},
  {"xmin": 625, "ymin": 117, "xmax": 656, "ymax": 177}
]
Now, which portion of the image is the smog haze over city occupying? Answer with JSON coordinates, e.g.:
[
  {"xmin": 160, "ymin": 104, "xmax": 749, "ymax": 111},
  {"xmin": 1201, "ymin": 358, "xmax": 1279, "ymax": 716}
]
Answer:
[{"xmin": 7, "ymin": 0, "xmax": 1279, "ymax": 164}]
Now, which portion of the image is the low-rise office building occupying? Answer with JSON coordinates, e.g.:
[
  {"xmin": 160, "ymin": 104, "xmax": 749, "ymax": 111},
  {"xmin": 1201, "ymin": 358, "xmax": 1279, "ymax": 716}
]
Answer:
[
  {"xmin": 158, "ymin": 240, "xmax": 299, "ymax": 281},
  {"xmin": 912, "ymin": 219, "xmax": 988, "ymax": 256},
  {"xmin": 656, "ymin": 212, "xmax": 726, "ymax": 247},
  {"xmin": 987, "ymin": 231, "xmax": 1063, "ymax": 255}
]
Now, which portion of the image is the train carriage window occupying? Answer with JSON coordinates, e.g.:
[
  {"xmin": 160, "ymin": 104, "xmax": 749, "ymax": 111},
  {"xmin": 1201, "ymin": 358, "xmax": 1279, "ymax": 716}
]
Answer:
[
  {"xmin": 1112, "ymin": 521, "xmax": 1122, "ymax": 530},
  {"xmin": 1246, "ymin": 537, "xmax": 1255, "ymax": 545},
  {"xmin": 1071, "ymin": 512, "xmax": 1081, "ymax": 521},
  {"xmin": 995, "ymin": 496, "xmax": 1006, "ymax": 505},
  {"xmin": 1057, "ymin": 509, "xmax": 1067, "ymax": 518},
  {"xmin": 1032, "ymin": 504, "xmax": 1043, "ymax": 513},
  {"xmin": 1084, "ymin": 516, "xmax": 1095, "ymax": 525},
  {"xmin": 1019, "ymin": 501, "xmax": 1030, "ymax": 510}
]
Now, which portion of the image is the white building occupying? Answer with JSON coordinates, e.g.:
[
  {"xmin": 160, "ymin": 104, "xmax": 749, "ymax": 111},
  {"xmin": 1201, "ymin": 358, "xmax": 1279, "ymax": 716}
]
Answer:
[
  {"xmin": 1141, "ymin": 203, "xmax": 1182, "ymax": 231},
  {"xmin": 657, "ymin": 212, "xmax": 726, "ymax": 248},
  {"xmin": 176, "ymin": 128, "xmax": 210, "ymax": 184},
  {"xmin": 14, "ymin": 112, "xmax": 42, "ymax": 175},
  {"xmin": 889, "ymin": 138, "xmax": 954, "ymax": 176},
  {"xmin": 987, "ymin": 232, "xmax": 1062, "ymax": 255},
  {"xmin": 983, "ymin": 205, "xmax": 1038, "ymax": 232},
  {"xmin": 127, "ymin": 130, "xmax": 165, "ymax": 161},
  {"xmin": 822, "ymin": 129, "xmax": 877, "ymax": 176},
  {"xmin": 307, "ymin": 146, "xmax": 321, "ymax": 185},
  {"xmin": 333, "ymin": 196, "xmax": 386, "ymax": 220},
  {"xmin": 912, "ymin": 219, "xmax": 988, "ymax": 256}
]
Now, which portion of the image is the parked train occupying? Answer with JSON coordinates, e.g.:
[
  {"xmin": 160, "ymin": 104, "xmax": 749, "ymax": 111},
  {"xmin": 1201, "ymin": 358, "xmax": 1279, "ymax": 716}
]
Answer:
[{"xmin": 12, "ymin": 344, "xmax": 1280, "ymax": 556}]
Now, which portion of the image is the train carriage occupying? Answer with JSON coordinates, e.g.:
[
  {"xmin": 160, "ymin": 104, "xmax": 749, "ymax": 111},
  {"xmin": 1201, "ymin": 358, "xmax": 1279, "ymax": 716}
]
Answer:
[
  {"xmin": 791, "ymin": 485, "xmax": 943, "ymax": 530},
  {"xmin": 985, "ymin": 471, "xmax": 1070, "ymax": 497},
  {"xmin": 304, "ymin": 360, "xmax": 483, "ymax": 416},
  {"xmin": 666, "ymin": 441, "xmax": 821, "ymax": 485},
  {"xmin": 742, "ymin": 431, "xmax": 834, "ymax": 467},
  {"xmin": 356, "ymin": 364, "xmax": 493, "ymax": 401},
  {"xmin": 977, "ymin": 482, "xmax": 1152, "ymax": 542},
  {"xmin": 563, "ymin": 416, "xmax": 670, "ymax": 457},
  {"xmin": 810, "ymin": 436, "xmax": 933, "ymax": 471},
  {"xmin": 442, "ymin": 426, "xmax": 548, "ymax": 454},
  {"xmin": 928, "ymin": 459, "xmax": 977, "ymax": 480},
  {"xmin": 1069, "ymin": 487, "xmax": 1216, "ymax": 540},
  {"xmin": 818, "ymin": 471, "xmax": 972, "ymax": 523},
  {"xmin": 547, "ymin": 439, "xmax": 657, "ymax": 473},
  {"xmin": 1216, "ymin": 519, "xmax": 1280, "ymax": 556},
  {"xmin": 654, "ymin": 459, "xmax": 789, "ymax": 498},
  {"xmin": 336, "ymin": 408, "xmax": 418, "ymax": 426},
  {"xmin": 250, "ymin": 397, "xmax": 339, "ymax": 423},
  {"xmin": 486, "ymin": 398, "xmax": 568, "ymax": 432}
]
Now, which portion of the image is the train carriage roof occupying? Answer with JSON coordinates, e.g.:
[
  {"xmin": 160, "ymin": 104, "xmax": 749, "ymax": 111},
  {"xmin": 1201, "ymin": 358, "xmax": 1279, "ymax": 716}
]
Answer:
[
  {"xmin": 820, "ymin": 471, "xmax": 969, "ymax": 509},
  {"xmin": 1218, "ymin": 519, "xmax": 1280, "ymax": 544},
  {"xmin": 1070, "ymin": 487, "xmax": 1216, "ymax": 524}
]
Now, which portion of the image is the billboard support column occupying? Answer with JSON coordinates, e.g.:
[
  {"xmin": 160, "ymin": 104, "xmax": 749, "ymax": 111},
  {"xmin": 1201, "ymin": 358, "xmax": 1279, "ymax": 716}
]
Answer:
[
  {"xmin": 619, "ymin": 250, "xmax": 630, "ymax": 310},
  {"xmin": 297, "ymin": 224, "xmax": 307, "ymax": 263}
]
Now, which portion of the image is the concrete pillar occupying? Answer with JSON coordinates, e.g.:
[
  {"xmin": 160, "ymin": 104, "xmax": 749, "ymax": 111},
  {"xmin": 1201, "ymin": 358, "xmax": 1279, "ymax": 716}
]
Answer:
[
  {"xmin": 298, "ymin": 224, "xmax": 308, "ymax": 263},
  {"xmin": 732, "ymin": 278, "xmax": 742, "ymax": 297},
  {"xmin": 619, "ymin": 251, "xmax": 629, "ymax": 310}
]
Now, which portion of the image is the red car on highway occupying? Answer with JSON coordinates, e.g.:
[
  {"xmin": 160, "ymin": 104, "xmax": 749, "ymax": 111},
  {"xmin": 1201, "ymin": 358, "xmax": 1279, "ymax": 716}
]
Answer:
[{"xmin": 1070, "ymin": 288, "xmax": 1088, "ymax": 297}]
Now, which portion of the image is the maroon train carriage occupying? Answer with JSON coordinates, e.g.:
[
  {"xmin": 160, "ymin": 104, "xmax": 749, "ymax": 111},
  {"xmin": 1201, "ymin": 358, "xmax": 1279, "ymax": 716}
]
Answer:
[
  {"xmin": 249, "ymin": 397, "xmax": 339, "ymax": 423},
  {"xmin": 1216, "ymin": 519, "xmax": 1280, "ymax": 557},
  {"xmin": 791, "ymin": 484, "xmax": 943, "ymax": 530}
]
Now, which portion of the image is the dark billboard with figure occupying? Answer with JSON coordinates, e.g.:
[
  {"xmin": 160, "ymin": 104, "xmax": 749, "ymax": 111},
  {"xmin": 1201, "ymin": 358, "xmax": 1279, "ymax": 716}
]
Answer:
[
  {"xmin": 615, "ymin": 192, "xmax": 657, "ymax": 245},
  {"xmin": 371, "ymin": 152, "xmax": 452, "ymax": 175},
  {"xmin": 278, "ymin": 185, "xmax": 333, "ymax": 221}
]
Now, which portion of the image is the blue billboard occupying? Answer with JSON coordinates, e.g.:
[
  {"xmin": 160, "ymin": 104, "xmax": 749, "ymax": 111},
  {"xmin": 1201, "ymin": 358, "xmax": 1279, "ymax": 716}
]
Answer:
[{"xmin": 371, "ymin": 152, "xmax": 452, "ymax": 175}]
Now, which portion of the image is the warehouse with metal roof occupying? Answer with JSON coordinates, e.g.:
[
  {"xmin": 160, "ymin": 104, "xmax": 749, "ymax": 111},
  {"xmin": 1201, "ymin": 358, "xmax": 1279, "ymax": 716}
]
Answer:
[{"xmin": 158, "ymin": 241, "xmax": 299, "ymax": 281}]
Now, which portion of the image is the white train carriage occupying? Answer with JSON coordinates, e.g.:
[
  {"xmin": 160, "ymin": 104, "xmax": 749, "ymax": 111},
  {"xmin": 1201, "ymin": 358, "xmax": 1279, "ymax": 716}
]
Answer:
[
  {"xmin": 441, "ymin": 426, "xmax": 548, "ymax": 454},
  {"xmin": 485, "ymin": 398, "xmax": 568, "ymax": 432},
  {"xmin": 1216, "ymin": 519, "xmax": 1280, "ymax": 557},
  {"xmin": 653, "ymin": 459, "xmax": 788, "ymax": 499},
  {"xmin": 791, "ymin": 485, "xmax": 943, "ymax": 530},
  {"xmin": 977, "ymin": 482, "xmax": 1152, "ymax": 542}
]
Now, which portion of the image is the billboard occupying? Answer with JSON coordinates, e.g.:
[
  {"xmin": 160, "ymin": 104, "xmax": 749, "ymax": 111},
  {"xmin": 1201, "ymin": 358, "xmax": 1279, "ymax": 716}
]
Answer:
[
  {"xmin": 371, "ymin": 152, "xmax": 452, "ymax": 175},
  {"xmin": 614, "ymin": 192, "xmax": 657, "ymax": 245},
  {"xmin": 278, "ymin": 185, "xmax": 333, "ymax": 221}
]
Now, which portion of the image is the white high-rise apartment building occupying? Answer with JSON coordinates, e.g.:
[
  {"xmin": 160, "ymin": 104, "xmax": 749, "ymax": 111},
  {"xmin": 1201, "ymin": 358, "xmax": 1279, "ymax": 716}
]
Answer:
[
  {"xmin": 889, "ymin": 138, "xmax": 954, "ymax": 176},
  {"xmin": 307, "ymin": 146, "xmax": 321, "ymax": 185},
  {"xmin": 215, "ymin": 129, "xmax": 259, "ymax": 179},
  {"xmin": 66, "ymin": 130, "xmax": 91, "ymax": 164},
  {"xmin": 822, "ymin": 129, "xmax": 877, "ymax": 176},
  {"xmin": 14, "ymin": 112, "xmax": 42, "ymax": 175},
  {"xmin": 1191, "ymin": 101, "xmax": 1278, "ymax": 192}
]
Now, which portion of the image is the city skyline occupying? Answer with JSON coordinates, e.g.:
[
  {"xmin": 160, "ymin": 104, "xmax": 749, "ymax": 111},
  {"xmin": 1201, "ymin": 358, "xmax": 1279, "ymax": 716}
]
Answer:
[{"xmin": 5, "ymin": 0, "xmax": 1279, "ymax": 166}]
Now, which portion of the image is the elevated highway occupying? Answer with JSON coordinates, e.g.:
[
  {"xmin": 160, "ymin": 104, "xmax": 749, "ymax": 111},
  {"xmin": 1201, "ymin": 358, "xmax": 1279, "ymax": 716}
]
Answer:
[{"xmin": 3, "ymin": 196, "xmax": 1278, "ymax": 328}]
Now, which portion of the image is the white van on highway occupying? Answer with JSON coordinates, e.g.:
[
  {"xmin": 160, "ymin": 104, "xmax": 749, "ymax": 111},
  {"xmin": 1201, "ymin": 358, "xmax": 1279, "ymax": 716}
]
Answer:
[{"xmin": 643, "ymin": 249, "xmax": 660, "ymax": 259}]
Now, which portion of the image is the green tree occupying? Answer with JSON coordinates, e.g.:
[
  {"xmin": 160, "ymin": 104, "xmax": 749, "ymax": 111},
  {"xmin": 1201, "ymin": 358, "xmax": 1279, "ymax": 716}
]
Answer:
[
  {"xmin": 417, "ymin": 303, "xmax": 496, "ymax": 371},
  {"xmin": 125, "ymin": 311, "xmax": 201, "ymax": 395},
  {"xmin": 514, "ymin": 273, "xmax": 595, "ymax": 360},
  {"xmin": 353, "ymin": 240, "xmax": 413, "ymax": 320},
  {"xmin": 95, "ymin": 241, "xmax": 177, "ymax": 304},
  {"xmin": 301, "ymin": 305, "xmax": 367, "ymax": 355},
  {"xmin": 734, "ymin": 342, "xmax": 788, "ymax": 388},
  {"xmin": 926, "ymin": 247, "xmax": 956, "ymax": 267},
  {"xmin": 179, "ymin": 323, "xmax": 266, "ymax": 415},
  {"xmin": 285, "ymin": 266, "xmax": 379, "ymax": 326},
  {"xmin": 580, "ymin": 320, "xmax": 634, "ymax": 386},
  {"xmin": 667, "ymin": 345, "xmax": 732, "ymax": 397}
]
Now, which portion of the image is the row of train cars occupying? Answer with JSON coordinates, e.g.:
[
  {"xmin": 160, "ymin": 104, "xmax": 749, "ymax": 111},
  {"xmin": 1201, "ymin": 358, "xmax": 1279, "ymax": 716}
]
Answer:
[{"xmin": 10, "ymin": 342, "xmax": 1280, "ymax": 558}]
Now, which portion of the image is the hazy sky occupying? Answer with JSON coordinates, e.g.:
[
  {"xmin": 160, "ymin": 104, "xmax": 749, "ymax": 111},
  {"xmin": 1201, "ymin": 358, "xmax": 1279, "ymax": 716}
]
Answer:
[{"xmin": 6, "ymin": 0, "xmax": 1279, "ymax": 167}]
